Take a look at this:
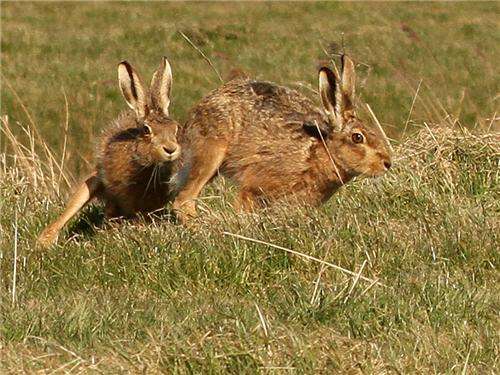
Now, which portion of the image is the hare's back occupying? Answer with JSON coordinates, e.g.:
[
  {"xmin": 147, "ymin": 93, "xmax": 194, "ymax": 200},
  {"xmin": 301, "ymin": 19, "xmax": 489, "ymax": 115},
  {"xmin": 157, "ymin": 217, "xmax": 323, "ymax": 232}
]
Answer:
[
  {"xmin": 183, "ymin": 79, "xmax": 322, "ymax": 140},
  {"xmin": 244, "ymin": 80, "xmax": 319, "ymax": 116},
  {"xmin": 227, "ymin": 79, "xmax": 322, "ymax": 126}
]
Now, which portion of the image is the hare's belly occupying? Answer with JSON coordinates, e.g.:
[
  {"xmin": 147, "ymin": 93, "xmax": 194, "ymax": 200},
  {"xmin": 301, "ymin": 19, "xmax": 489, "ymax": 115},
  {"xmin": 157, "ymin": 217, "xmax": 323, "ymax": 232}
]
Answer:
[
  {"xmin": 225, "ymin": 160, "xmax": 330, "ymax": 205},
  {"xmin": 222, "ymin": 129, "xmax": 341, "ymax": 204},
  {"xmin": 223, "ymin": 138, "xmax": 323, "ymax": 198}
]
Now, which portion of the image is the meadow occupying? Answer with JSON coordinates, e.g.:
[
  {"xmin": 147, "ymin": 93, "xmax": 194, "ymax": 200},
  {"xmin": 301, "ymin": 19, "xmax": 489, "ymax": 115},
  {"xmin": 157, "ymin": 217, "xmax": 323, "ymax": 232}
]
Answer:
[{"xmin": 1, "ymin": 2, "xmax": 499, "ymax": 373}]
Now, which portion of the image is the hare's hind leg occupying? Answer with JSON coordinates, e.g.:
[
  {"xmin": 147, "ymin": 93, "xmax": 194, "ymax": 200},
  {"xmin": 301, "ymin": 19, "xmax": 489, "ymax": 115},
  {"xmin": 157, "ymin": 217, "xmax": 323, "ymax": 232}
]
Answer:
[
  {"xmin": 37, "ymin": 172, "xmax": 101, "ymax": 247},
  {"xmin": 173, "ymin": 139, "xmax": 227, "ymax": 224},
  {"xmin": 234, "ymin": 188, "xmax": 262, "ymax": 212},
  {"xmin": 233, "ymin": 171, "xmax": 272, "ymax": 212}
]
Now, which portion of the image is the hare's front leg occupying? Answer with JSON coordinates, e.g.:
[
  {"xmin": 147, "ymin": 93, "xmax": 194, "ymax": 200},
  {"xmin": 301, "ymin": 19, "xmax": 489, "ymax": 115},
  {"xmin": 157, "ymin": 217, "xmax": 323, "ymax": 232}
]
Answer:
[
  {"xmin": 173, "ymin": 138, "xmax": 227, "ymax": 224},
  {"xmin": 37, "ymin": 172, "xmax": 101, "ymax": 247}
]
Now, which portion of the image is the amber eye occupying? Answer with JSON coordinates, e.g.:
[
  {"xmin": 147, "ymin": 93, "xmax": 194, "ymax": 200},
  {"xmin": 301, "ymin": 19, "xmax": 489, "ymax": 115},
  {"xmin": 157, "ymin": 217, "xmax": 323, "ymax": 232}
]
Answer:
[
  {"xmin": 352, "ymin": 132, "xmax": 364, "ymax": 144},
  {"xmin": 143, "ymin": 124, "xmax": 152, "ymax": 135}
]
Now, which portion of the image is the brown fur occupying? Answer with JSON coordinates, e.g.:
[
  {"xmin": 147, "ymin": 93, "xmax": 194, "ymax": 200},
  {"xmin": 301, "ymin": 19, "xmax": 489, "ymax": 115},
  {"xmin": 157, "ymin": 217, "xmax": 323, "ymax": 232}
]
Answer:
[
  {"xmin": 173, "ymin": 56, "xmax": 392, "ymax": 222},
  {"xmin": 38, "ymin": 58, "xmax": 180, "ymax": 246},
  {"xmin": 96, "ymin": 110, "xmax": 179, "ymax": 217}
]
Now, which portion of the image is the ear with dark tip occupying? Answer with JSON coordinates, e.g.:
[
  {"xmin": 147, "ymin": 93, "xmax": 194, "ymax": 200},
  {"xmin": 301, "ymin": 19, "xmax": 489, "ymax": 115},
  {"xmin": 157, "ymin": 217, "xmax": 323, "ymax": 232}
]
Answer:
[
  {"xmin": 341, "ymin": 55, "xmax": 356, "ymax": 117},
  {"xmin": 303, "ymin": 121, "xmax": 330, "ymax": 140},
  {"xmin": 150, "ymin": 56, "xmax": 173, "ymax": 116},
  {"xmin": 318, "ymin": 67, "xmax": 341, "ymax": 131},
  {"xmin": 118, "ymin": 61, "xmax": 148, "ymax": 118}
]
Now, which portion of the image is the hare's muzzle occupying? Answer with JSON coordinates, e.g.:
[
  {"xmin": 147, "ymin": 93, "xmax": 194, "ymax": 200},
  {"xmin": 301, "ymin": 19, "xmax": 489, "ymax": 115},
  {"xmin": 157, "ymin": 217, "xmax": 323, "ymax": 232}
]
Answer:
[
  {"xmin": 163, "ymin": 145, "xmax": 177, "ymax": 155},
  {"xmin": 159, "ymin": 143, "xmax": 181, "ymax": 162}
]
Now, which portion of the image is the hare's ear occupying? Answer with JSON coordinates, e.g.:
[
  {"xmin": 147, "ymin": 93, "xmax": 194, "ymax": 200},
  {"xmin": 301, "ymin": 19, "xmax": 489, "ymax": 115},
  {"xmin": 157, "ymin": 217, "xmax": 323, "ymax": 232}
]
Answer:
[
  {"xmin": 318, "ymin": 67, "xmax": 341, "ymax": 131},
  {"xmin": 150, "ymin": 56, "xmax": 173, "ymax": 116},
  {"xmin": 341, "ymin": 55, "xmax": 356, "ymax": 118},
  {"xmin": 118, "ymin": 61, "xmax": 148, "ymax": 118}
]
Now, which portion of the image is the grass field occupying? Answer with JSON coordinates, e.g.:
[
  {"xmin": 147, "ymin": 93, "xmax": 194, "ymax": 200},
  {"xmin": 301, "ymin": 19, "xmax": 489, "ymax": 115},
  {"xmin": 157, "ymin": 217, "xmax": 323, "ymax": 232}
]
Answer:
[{"xmin": 1, "ymin": 2, "xmax": 499, "ymax": 373}]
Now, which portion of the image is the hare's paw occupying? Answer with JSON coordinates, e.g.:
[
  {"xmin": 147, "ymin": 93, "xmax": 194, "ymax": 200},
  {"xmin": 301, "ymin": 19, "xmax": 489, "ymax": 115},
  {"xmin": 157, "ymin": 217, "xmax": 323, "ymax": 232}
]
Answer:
[
  {"xmin": 173, "ymin": 200, "xmax": 197, "ymax": 226},
  {"xmin": 37, "ymin": 227, "xmax": 59, "ymax": 247}
]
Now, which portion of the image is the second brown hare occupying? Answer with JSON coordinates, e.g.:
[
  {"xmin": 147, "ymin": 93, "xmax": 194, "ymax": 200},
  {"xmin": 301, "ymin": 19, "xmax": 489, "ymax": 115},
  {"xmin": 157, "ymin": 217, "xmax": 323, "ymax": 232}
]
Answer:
[
  {"xmin": 173, "ymin": 55, "xmax": 392, "ymax": 223},
  {"xmin": 38, "ymin": 57, "xmax": 181, "ymax": 246}
]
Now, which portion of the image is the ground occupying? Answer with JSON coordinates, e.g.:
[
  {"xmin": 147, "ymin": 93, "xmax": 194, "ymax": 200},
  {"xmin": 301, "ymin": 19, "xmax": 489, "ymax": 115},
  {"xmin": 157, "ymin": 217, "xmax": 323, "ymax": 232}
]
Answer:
[{"xmin": 1, "ymin": 2, "xmax": 499, "ymax": 373}]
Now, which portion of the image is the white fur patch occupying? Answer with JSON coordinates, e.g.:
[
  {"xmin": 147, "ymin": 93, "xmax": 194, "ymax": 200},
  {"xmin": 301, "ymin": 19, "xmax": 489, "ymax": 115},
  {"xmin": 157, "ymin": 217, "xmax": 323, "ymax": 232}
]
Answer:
[{"xmin": 169, "ymin": 150, "xmax": 192, "ymax": 194}]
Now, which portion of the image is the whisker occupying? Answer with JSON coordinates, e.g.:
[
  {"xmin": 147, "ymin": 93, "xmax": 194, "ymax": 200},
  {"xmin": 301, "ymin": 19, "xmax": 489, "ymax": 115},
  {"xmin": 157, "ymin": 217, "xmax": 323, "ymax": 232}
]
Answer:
[{"xmin": 144, "ymin": 164, "xmax": 157, "ymax": 196}]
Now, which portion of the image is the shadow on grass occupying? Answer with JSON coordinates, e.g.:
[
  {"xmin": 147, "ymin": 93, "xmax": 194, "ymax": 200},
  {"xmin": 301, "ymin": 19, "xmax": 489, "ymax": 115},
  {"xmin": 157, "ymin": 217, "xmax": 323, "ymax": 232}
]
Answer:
[
  {"xmin": 66, "ymin": 204, "xmax": 105, "ymax": 240},
  {"xmin": 66, "ymin": 204, "xmax": 177, "ymax": 241}
]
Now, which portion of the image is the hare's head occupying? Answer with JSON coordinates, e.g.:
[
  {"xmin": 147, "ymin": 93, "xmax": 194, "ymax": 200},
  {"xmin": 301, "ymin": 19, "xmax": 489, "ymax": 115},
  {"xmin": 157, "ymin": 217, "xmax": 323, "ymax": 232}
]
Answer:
[
  {"xmin": 313, "ymin": 55, "xmax": 392, "ymax": 178},
  {"xmin": 118, "ymin": 57, "xmax": 181, "ymax": 164}
]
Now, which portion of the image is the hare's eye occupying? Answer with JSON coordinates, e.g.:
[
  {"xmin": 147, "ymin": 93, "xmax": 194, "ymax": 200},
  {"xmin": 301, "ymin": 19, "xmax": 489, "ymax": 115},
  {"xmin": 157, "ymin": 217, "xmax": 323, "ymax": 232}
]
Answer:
[
  {"xmin": 352, "ymin": 132, "xmax": 364, "ymax": 144},
  {"xmin": 143, "ymin": 124, "xmax": 152, "ymax": 135}
]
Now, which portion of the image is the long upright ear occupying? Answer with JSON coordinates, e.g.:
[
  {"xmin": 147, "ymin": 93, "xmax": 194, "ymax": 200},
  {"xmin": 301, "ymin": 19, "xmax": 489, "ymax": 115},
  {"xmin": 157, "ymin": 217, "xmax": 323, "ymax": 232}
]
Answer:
[
  {"xmin": 318, "ymin": 67, "xmax": 341, "ymax": 131},
  {"xmin": 118, "ymin": 61, "xmax": 148, "ymax": 118},
  {"xmin": 150, "ymin": 56, "xmax": 173, "ymax": 116},
  {"xmin": 341, "ymin": 55, "xmax": 356, "ymax": 118}
]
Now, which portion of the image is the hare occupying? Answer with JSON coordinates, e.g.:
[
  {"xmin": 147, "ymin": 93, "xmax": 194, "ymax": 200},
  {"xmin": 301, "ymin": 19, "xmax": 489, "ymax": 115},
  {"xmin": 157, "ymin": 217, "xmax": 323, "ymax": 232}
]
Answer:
[
  {"xmin": 38, "ymin": 57, "xmax": 181, "ymax": 246},
  {"xmin": 173, "ymin": 55, "xmax": 392, "ymax": 222}
]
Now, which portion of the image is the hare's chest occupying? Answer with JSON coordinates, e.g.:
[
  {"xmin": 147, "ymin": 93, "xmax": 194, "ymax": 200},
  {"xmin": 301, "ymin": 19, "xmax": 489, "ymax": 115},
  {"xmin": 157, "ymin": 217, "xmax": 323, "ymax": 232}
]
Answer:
[
  {"xmin": 102, "ymin": 163, "xmax": 172, "ymax": 214},
  {"xmin": 298, "ymin": 146, "xmax": 349, "ymax": 203}
]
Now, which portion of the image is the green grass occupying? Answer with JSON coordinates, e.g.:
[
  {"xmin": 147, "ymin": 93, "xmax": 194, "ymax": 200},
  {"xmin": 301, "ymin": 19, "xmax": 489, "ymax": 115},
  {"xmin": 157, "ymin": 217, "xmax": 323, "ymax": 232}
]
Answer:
[
  {"xmin": 1, "ymin": 2, "xmax": 499, "ymax": 373},
  {"xmin": 1, "ymin": 125, "xmax": 498, "ymax": 373}
]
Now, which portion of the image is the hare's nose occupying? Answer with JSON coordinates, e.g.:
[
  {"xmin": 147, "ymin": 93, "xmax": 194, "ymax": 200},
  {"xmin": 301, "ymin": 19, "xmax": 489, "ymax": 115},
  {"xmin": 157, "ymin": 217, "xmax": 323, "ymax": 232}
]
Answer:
[
  {"xmin": 163, "ymin": 146, "xmax": 177, "ymax": 155},
  {"xmin": 384, "ymin": 160, "xmax": 392, "ymax": 170}
]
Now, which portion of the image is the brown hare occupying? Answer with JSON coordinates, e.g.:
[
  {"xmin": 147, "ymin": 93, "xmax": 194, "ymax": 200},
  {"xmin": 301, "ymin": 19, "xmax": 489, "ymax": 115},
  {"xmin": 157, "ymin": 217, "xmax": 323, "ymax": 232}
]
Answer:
[
  {"xmin": 38, "ymin": 57, "xmax": 181, "ymax": 246},
  {"xmin": 173, "ymin": 55, "xmax": 392, "ymax": 223}
]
